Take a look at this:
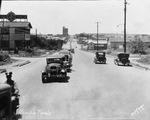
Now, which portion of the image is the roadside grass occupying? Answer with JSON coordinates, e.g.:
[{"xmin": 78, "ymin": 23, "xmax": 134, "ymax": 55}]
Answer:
[
  {"xmin": 12, "ymin": 49, "xmax": 55, "ymax": 57},
  {"xmin": 137, "ymin": 55, "xmax": 150, "ymax": 65},
  {"xmin": 0, "ymin": 52, "xmax": 18, "ymax": 66},
  {"xmin": 18, "ymin": 49, "xmax": 47, "ymax": 57},
  {"xmin": 0, "ymin": 59, "xmax": 18, "ymax": 66},
  {"xmin": 0, "ymin": 49, "xmax": 55, "ymax": 66}
]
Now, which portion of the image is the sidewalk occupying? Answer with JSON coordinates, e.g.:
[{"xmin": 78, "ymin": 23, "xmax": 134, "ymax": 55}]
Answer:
[
  {"xmin": 0, "ymin": 59, "xmax": 31, "ymax": 73},
  {"xmin": 130, "ymin": 58, "xmax": 150, "ymax": 70}
]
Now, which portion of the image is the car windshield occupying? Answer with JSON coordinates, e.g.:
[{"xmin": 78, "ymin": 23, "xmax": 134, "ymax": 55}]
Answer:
[
  {"xmin": 59, "ymin": 51, "xmax": 69, "ymax": 55},
  {"xmin": 97, "ymin": 52, "xmax": 104, "ymax": 55},
  {"xmin": 47, "ymin": 58, "xmax": 62, "ymax": 64},
  {"xmin": 0, "ymin": 0, "xmax": 149, "ymax": 120}
]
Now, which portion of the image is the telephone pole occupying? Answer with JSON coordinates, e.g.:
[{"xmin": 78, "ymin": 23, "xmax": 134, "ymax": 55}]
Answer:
[
  {"xmin": 36, "ymin": 29, "xmax": 37, "ymax": 40},
  {"xmin": 95, "ymin": 22, "xmax": 100, "ymax": 51},
  {"xmin": 124, "ymin": 0, "xmax": 127, "ymax": 53}
]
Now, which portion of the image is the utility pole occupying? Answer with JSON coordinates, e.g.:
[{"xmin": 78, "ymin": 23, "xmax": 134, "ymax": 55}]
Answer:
[
  {"xmin": 36, "ymin": 29, "xmax": 37, "ymax": 42},
  {"xmin": 124, "ymin": 0, "xmax": 127, "ymax": 53},
  {"xmin": 95, "ymin": 22, "xmax": 100, "ymax": 51}
]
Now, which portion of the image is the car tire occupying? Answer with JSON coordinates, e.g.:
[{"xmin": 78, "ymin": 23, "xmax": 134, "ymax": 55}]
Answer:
[
  {"xmin": 64, "ymin": 72, "xmax": 67, "ymax": 77},
  {"xmin": 121, "ymin": 58, "xmax": 127, "ymax": 65}
]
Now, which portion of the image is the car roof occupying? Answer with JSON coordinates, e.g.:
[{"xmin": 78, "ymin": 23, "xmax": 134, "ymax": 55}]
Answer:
[
  {"xmin": 0, "ymin": 84, "xmax": 11, "ymax": 92},
  {"xmin": 59, "ymin": 50, "xmax": 70, "ymax": 54},
  {"xmin": 95, "ymin": 51, "xmax": 105, "ymax": 54},
  {"xmin": 46, "ymin": 54, "xmax": 65, "ymax": 59},
  {"xmin": 118, "ymin": 53, "xmax": 130, "ymax": 58},
  {"xmin": 118, "ymin": 53, "xmax": 129, "ymax": 55}
]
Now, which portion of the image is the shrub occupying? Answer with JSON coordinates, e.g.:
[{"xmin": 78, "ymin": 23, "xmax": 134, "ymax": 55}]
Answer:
[
  {"xmin": 0, "ymin": 52, "xmax": 10, "ymax": 61},
  {"xmin": 129, "ymin": 36, "xmax": 146, "ymax": 54},
  {"xmin": 137, "ymin": 55, "xmax": 150, "ymax": 64}
]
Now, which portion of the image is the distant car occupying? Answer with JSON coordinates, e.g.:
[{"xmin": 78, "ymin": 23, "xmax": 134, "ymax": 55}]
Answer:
[
  {"xmin": 59, "ymin": 50, "xmax": 73, "ymax": 71},
  {"xmin": 69, "ymin": 48, "xmax": 75, "ymax": 54},
  {"xmin": 41, "ymin": 55, "xmax": 67, "ymax": 83},
  {"xmin": 114, "ymin": 53, "xmax": 130, "ymax": 66},
  {"xmin": 94, "ymin": 52, "xmax": 106, "ymax": 64}
]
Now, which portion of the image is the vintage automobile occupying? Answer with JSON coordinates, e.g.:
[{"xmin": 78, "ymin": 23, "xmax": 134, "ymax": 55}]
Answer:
[
  {"xmin": 94, "ymin": 52, "xmax": 106, "ymax": 64},
  {"xmin": 0, "ymin": 84, "xmax": 12, "ymax": 120},
  {"xmin": 59, "ymin": 50, "xmax": 73, "ymax": 71},
  {"xmin": 42, "ymin": 54, "xmax": 67, "ymax": 83},
  {"xmin": 114, "ymin": 53, "xmax": 130, "ymax": 66},
  {"xmin": 0, "ymin": 83, "xmax": 20, "ymax": 120}
]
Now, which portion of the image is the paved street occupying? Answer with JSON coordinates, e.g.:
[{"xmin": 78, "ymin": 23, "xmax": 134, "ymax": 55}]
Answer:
[{"xmin": 0, "ymin": 41, "xmax": 150, "ymax": 120}]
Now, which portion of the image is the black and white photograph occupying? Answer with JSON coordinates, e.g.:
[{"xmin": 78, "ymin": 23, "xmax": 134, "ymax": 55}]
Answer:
[{"xmin": 0, "ymin": 0, "xmax": 150, "ymax": 120}]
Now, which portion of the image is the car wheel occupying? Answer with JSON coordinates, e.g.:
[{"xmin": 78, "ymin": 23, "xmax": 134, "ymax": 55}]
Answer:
[
  {"xmin": 121, "ymin": 58, "xmax": 127, "ymax": 65},
  {"xmin": 64, "ymin": 72, "xmax": 67, "ymax": 77}
]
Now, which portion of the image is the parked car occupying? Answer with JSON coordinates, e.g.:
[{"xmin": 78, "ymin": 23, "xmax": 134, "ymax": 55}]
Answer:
[
  {"xmin": 114, "ymin": 53, "xmax": 130, "ymax": 66},
  {"xmin": 42, "ymin": 55, "xmax": 67, "ymax": 83},
  {"xmin": 59, "ymin": 50, "xmax": 73, "ymax": 71},
  {"xmin": 94, "ymin": 52, "xmax": 106, "ymax": 64},
  {"xmin": 0, "ymin": 84, "xmax": 12, "ymax": 120}
]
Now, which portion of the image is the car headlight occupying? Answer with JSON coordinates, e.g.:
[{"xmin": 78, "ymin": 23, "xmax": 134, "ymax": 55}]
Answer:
[{"xmin": 61, "ymin": 69, "xmax": 65, "ymax": 72}]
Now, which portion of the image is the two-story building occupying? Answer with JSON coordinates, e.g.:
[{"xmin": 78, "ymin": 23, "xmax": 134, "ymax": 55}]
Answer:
[
  {"xmin": 87, "ymin": 38, "xmax": 108, "ymax": 50},
  {"xmin": 0, "ymin": 11, "xmax": 32, "ymax": 50}
]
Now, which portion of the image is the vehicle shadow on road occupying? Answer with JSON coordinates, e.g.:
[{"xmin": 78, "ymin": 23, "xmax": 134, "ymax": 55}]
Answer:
[
  {"xmin": 46, "ymin": 76, "xmax": 70, "ymax": 83},
  {"xmin": 117, "ymin": 64, "xmax": 133, "ymax": 67},
  {"xmin": 69, "ymin": 69, "xmax": 76, "ymax": 73},
  {"xmin": 95, "ymin": 63, "xmax": 108, "ymax": 65}
]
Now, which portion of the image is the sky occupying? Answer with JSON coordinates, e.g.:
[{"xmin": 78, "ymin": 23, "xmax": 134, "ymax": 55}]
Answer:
[{"xmin": 1, "ymin": 0, "xmax": 150, "ymax": 35}]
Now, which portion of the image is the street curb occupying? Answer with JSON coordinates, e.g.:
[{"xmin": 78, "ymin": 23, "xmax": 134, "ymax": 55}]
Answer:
[
  {"xmin": 0, "ymin": 69, "xmax": 7, "ymax": 73},
  {"xmin": 13, "ymin": 60, "xmax": 31, "ymax": 67},
  {"xmin": 131, "ymin": 62, "xmax": 150, "ymax": 70}
]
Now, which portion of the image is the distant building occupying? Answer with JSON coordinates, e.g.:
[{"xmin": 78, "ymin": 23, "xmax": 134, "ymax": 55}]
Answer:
[
  {"xmin": 87, "ymin": 38, "xmax": 108, "ymax": 50},
  {"xmin": 62, "ymin": 26, "xmax": 68, "ymax": 36},
  {"xmin": 0, "ymin": 11, "xmax": 32, "ymax": 50},
  {"xmin": 109, "ymin": 36, "xmax": 150, "ymax": 49}
]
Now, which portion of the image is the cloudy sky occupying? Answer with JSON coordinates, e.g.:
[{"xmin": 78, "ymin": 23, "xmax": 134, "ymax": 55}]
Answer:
[{"xmin": 1, "ymin": 0, "xmax": 150, "ymax": 35}]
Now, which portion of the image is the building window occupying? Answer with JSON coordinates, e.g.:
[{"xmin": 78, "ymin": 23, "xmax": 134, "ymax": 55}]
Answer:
[
  {"xmin": 1, "ymin": 28, "xmax": 9, "ymax": 35},
  {"xmin": 1, "ymin": 41, "xmax": 9, "ymax": 48},
  {"xmin": 15, "ymin": 28, "xmax": 29, "ymax": 34}
]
